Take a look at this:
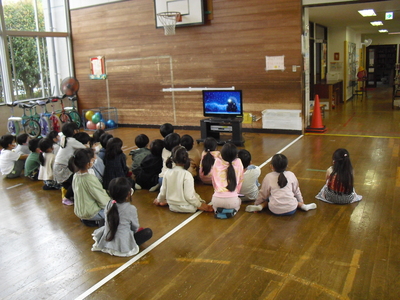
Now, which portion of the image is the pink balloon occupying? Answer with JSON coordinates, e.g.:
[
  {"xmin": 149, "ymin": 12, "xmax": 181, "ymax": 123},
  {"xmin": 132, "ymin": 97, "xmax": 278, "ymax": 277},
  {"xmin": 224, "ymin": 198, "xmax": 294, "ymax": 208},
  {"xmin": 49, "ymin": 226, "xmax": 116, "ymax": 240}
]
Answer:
[{"xmin": 86, "ymin": 121, "xmax": 96, "ymax": 130}]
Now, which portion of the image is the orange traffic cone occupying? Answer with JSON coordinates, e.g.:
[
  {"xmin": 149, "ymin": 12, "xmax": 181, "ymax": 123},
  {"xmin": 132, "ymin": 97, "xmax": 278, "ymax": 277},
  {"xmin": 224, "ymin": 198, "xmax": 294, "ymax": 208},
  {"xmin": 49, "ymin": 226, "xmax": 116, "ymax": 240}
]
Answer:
[{"xmin": 306, "ymin": 94, "xmax": 326, "ymax": 133}]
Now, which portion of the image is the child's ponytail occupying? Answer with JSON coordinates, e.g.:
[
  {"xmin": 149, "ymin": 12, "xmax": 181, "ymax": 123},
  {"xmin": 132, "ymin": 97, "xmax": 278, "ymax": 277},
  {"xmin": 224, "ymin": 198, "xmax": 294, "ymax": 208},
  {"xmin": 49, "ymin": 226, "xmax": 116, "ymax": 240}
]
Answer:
[
  {"xmin": 106, "ymin": 177, "xmax": 132, "ymax": 242},
  {"xmin": 221, "ymin": 142, "xmax": 238, "ymax": 192},
  {"xmin": 106, "ymin": 200, "xmax": 120, "ymax": 241},
  {"xmin": 166, "ymin": 156, "xmax": 174, "ymax": 169},
  {"xmin": 202, "ymin": 137, "xmax": 218, "ymax": 175},
  {"xmin": 271, "ymin": 154, "xmax": 288, "ymax": 188}
]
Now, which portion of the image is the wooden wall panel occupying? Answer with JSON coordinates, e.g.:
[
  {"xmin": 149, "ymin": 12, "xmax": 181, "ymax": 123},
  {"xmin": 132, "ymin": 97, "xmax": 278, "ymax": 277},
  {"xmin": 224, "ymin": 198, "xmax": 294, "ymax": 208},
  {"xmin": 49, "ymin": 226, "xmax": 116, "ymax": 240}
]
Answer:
[{"xmin": 71, "ymin": 0, "xmax": 303, "ymax": 128}]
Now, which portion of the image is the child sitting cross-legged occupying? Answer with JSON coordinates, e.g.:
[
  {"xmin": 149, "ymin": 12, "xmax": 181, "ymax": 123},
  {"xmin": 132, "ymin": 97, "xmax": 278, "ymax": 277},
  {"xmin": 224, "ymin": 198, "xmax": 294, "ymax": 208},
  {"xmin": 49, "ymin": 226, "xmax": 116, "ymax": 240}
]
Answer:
[
  {"xmin": 70, "ymin": 148, "xmax": 110, "ymax": 227},
  {"xmin": 238, "ymin": 149, "xmax": 261, "ymax": 201},
  {"xmin": 25, "ymin": 137, "xmax": 42, "ymax": 180},
  {"xmin": 135, "ymin": 139, "xmax": 164, "ymax": 191},
  {"xmin": 154, "ymin": 145, "xmax": 213, "ymax": 213},
  {"xmin": 92, "ymin": 177, "xmax": 153, "ymax": 257},
  {"xmin": 129, "ymin": 134, "xmax": 151, "ymax": 180},
  {"xmin": 0, "ymin": 134, "xmax": 28, "ymax": 178},
  {"xmin": 246, "ymin": 154, "xmax": 317, "ymax": 215}
]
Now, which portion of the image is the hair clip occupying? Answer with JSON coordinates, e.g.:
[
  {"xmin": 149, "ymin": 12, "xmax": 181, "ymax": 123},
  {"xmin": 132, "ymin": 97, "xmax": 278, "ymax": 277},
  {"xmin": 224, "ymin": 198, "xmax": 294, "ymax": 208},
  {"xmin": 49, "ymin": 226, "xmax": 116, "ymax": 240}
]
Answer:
[
  {"xmin": 344, "ymin": 153, "xmax": 348, "ymax": 157},
  {"xmin": 112, "ymin": 200, "xmax": 117, "ymax": 204}
]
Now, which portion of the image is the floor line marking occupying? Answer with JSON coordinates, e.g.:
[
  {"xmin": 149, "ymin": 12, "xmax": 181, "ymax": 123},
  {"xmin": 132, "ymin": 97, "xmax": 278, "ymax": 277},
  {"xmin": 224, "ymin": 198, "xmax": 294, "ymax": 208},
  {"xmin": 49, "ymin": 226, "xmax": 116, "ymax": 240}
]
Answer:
[
  {"xmin": 259, "ymin": 135, "xmax": 303, "ymax": 169},
  {"xmin": 305, "ymin": 133, "xmax": 400, "ymax": 139},
  {"xmin": 76, "ymin": 135, "xmax": 305, "ymax": 299},
  {"xmin": 307, "ymin": 169, "xmax": 327, "ymax": 172},
  {"xmin": 341, "ymin": 249, "xmax": 362, "ymax": 298},
  {"xmin": 75, "ymin": 211, "xmax": 203, "ymax": 300},
  {"xmin": 6, "ymin": 183, "xmax": 23, "ymax": 189},
  {"xmin": 343, "ymin": 112, "xmax": 356, "ymax": 127}
]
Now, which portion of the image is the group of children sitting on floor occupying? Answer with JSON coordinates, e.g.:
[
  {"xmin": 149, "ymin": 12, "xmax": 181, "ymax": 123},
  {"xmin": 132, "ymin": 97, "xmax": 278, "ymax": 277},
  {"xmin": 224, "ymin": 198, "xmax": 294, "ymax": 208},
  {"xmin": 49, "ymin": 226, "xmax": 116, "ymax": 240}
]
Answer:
[{"xmin": 0, "ymin": 122, "xmax": 362, "ymax": 257}]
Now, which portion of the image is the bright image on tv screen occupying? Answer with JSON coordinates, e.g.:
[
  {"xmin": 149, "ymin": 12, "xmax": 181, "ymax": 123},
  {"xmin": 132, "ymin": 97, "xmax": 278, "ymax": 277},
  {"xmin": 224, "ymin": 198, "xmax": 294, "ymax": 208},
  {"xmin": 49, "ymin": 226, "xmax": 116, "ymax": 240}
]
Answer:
[{"xmin": 203, "ymin": 91, "xmax": 242, "ymax": 116}]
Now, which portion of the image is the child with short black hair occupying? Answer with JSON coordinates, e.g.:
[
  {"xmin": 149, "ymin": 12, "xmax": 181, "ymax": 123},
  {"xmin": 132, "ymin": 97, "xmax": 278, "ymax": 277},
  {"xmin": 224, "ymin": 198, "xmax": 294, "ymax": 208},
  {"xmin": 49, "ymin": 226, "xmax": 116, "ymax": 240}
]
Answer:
[
  {"xmin": 199, "ymin": 137, "xmax": 220, "ymax": 185},
  {"xmin": 135, "ymin": 139, "xmax": 164, "ymax": 191},
  {"xmin": 38, "ymin": 138, "xmax": 61, "ymax": 190},
  {"xmin": 102, "ymin": 137, "xmax": 133, "ymax": 190},
  {"xmin": 92, "ymin": 177, "xmax": 153, "ymax": 257},
  {"xmin": 98, "ymin": 133, "xmax": 113, "ymax": 161},
  {"xmin": 25, "ymin": 138, "xmax": 42, "ymax": 180},
  {"xmin": 246, "ymin": 154, "xmax": 317, "ymax": 215},
  {"xmin": 180, "ymin": 134, "xmax": 200, "ymax": 178},
  {"xmin": 0, "ymin": 134, "xmax": 28, "ymax": 178},
  {"xmin": 238, "ymin": 149, "xmax": 261, "ymax": 201},
  {"xmin": 160, "ymin": 123, "xmax": 174, "ymax": 138},
  {"xmin": 15, "ymin": 133, "xmax": 31, "ymax": 155},
  {"xmin": 154, "ymin": 145, "xmax": 212, "ymax": 213},
  {"xmin": 129, "ymin": 134, "xmax": 151, "ymax": 178}
]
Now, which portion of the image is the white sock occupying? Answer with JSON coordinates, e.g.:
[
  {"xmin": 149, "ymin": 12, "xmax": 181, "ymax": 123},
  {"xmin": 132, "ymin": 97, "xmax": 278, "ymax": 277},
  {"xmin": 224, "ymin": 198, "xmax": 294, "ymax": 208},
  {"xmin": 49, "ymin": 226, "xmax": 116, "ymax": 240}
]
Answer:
[
  {"xmin": 300, "ymin": 203, "xmax": 317, "ymax": 211},
  {"xmin": 245, "ymin": 205, "xmax": 263, "ymax": 212}
]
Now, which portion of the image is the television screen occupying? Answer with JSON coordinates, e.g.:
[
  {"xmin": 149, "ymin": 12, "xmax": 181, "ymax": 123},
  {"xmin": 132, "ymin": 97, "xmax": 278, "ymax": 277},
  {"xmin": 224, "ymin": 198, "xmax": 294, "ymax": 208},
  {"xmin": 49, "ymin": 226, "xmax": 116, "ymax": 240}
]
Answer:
[{"xmin": 202, "ymin": 90, "xmax": 243, "ymax": 118}]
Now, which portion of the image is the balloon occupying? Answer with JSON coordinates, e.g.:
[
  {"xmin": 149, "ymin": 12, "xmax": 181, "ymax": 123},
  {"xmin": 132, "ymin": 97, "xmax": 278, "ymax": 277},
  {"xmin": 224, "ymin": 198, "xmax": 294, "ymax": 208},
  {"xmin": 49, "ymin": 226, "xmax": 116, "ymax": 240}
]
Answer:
[
  {"xmin": 96, "ymin": 122, "xmax": 106, "ymax": 130},
  {"xmin": 106, "ymin": 119, "xmax": 116, "ymax": 128},
  {"xmin": 91, "ymin": 113, "xmax": 101, "ymax": 124},
  {"xmin": 85, "ymin": 110, "xmax": 95, "ymax": 121},
  {"xmin": 86, "ymin": 121, "xmax": 96, "ymax": 130}
]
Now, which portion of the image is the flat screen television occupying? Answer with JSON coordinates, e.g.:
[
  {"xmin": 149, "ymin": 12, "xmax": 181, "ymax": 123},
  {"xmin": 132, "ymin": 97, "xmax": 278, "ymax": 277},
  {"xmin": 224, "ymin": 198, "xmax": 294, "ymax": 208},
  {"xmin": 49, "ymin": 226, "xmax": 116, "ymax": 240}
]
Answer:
[{"xmin": 202, "ymin": 90, "xmax": 243, "ymax": 119}]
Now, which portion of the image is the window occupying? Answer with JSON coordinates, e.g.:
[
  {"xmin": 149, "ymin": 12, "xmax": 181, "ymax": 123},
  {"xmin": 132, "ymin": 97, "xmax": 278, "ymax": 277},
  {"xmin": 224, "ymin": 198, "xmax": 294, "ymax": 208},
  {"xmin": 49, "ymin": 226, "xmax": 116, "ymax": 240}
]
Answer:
[{"xmin": 0, "ymin": 0, "xmax": 72, "ymax": 104}]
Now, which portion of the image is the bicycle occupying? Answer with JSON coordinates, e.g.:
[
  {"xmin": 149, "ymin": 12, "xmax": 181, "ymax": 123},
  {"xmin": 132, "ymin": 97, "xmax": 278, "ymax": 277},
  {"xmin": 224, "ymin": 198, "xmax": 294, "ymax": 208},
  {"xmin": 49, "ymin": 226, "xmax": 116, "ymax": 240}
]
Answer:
[
  {"xmin": 35, "ymin": 99, "xmax": 51, "ymax": 137},
  {"xmin": 18, "ymin": 102, "xmax": 41, "ymax": 138},
  {"xmin": 48, "ymin": 95, "xmax": 72, "ymax": 125},
  {"xmin": 7, "ymin": 102, "xmax": 22, "ymax": 136},
  {"xmin": 48, "ymin": 98, "xmax": 62, "ymax": 133},
  {"xmin": 64, "ymin": 95, "xmax": 82, "ymax": 128}
]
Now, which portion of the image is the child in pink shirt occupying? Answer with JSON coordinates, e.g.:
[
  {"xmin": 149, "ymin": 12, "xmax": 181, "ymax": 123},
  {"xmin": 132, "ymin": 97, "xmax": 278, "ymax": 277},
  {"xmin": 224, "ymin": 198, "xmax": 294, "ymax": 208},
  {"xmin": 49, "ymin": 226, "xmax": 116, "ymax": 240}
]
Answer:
[
  {"xmin": 210, "ymin": 142, "xmax": 243, "ymax": 219},
  {"xmin": 246, "ymin": 154, "xmax": 316, "ymax": 215}
]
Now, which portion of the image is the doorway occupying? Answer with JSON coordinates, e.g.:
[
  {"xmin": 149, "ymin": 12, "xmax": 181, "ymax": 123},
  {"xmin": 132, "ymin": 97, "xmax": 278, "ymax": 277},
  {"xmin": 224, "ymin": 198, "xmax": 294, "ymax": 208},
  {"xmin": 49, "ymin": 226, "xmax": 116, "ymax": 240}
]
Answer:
[{"xmin": 366, "ymin": 45, "xmax": 397, "ymax": 88}]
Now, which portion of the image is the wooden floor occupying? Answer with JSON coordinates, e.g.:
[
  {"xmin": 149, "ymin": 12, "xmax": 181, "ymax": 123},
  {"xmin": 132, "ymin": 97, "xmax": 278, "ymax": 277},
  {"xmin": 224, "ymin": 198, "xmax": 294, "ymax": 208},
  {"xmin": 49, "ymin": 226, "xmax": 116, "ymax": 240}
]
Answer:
[{"xmin": 1, "ymin": 85, "xmax": 400, "ymax": 299}]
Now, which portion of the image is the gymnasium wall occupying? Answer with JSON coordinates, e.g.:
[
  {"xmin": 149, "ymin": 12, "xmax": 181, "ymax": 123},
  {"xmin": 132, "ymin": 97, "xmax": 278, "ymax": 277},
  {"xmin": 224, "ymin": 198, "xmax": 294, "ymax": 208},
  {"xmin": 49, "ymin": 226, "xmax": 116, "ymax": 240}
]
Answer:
[{"xmin": 70, "ymin": 0, "xmax": 303, "ymax": 129}]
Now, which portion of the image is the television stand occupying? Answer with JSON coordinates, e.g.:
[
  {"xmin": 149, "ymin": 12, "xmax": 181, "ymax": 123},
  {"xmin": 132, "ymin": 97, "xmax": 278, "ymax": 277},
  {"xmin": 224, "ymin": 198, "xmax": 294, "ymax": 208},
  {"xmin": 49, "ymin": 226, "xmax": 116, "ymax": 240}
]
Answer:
[{"xmin": 197, "ymin": 118, "xmax": 244, "ymax": 146}]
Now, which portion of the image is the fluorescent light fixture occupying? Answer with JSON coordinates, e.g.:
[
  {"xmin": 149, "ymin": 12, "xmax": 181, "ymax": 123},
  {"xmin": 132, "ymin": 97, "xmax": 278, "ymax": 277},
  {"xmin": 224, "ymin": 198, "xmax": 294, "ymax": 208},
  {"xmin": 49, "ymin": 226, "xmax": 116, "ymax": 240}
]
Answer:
[
  {"xmin": 370, "ymin": 21, "xmax": 383, "ymax": 26},
  {"xmin": 385, "ymin": 12, "xmax": 393, "ymax": 20},
  {"xmin": 379, "ymin": 29, "xmax": 388, "ymax": 33},
  {"xmin": 358, "ymin": 9, "xmax": 376, "ymax": 17},
  {"xmin": 388, "ymin": 32, "xmax": 400, "ymax": 35}
]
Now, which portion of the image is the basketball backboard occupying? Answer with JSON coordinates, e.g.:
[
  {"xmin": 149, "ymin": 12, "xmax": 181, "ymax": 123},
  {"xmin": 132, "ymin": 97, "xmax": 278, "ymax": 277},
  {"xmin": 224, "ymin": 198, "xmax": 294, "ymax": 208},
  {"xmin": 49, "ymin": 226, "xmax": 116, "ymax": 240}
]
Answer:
[{"xmin": 154, "ymin": 0, "xmax": 204, "ymax": 28}]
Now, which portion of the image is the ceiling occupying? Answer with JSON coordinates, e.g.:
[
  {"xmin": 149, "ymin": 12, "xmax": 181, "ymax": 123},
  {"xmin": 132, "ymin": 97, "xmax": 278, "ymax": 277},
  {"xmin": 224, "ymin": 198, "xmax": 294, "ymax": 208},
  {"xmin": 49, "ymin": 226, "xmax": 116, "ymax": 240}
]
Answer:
[{"xmin": 308, "ymin": 0, "xmax": 400, "ymax": 35}]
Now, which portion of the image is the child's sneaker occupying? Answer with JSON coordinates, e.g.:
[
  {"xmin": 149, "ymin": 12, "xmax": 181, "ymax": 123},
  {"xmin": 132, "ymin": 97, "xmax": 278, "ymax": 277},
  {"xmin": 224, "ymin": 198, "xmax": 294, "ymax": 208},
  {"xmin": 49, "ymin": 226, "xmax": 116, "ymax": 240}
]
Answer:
[
  {"xmin": 62, "ymin": 198, "xmax": 74, "ymax": 206},
  {"xmin": 245, "ymin": 205, "xmax": 262, "ymax": 212},
  {"xmin": 135, "ymin": 183, "xmax": 142, "ymax": 190},
  {"xmin": 149, "ymin": 183, "xmax": 160, "ymax": 192},
  {"xmin": 214, "ymin": 207, "xmax": 237, "ymax": 219}
]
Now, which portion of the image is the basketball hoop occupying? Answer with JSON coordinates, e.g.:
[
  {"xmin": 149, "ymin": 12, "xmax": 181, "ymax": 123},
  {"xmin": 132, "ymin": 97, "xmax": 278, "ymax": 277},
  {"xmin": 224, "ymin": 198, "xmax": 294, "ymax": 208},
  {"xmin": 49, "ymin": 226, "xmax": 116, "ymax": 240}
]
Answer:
[{"xmin": 157, "ymin": 12, "xmax": 181, "ymax": 36}]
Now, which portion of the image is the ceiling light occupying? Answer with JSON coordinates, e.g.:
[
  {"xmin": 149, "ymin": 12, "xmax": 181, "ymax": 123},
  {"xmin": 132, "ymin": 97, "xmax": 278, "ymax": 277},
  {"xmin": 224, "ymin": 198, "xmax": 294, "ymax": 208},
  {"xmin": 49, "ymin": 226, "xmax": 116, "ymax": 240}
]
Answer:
[
  {"xmin": 379, "ymin": 29, "xmax": 388, "ymax": 33},
  {"xmin": 388, "ymin": 32, "xmax": 400, "ymax": 35},
  {"xmin": 370, "ymin": 21, "xmax": 383, "ymax": 26},
  {"xmin": 358, "ymin": 9, "xmax": 376, "ymax": 17}
]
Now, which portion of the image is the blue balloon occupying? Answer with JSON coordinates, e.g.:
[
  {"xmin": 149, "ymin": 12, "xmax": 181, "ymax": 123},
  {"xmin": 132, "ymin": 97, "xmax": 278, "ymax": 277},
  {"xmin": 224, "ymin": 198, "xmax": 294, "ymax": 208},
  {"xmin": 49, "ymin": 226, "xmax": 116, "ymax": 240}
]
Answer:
[{"xmin": 106, "ymin": 119, "xmax": 116, "ymax": 128}]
